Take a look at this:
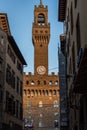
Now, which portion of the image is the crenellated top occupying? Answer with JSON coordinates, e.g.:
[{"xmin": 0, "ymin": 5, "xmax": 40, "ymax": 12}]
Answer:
[
  {"xmin": 23, "ymin": 72, "xmax": 59, "ymax": 88},
  {"xmin": 23, "ymin": 72, "xmax": 58, "ymax": 76},
  {"xmin": 34, "ymin": 0, "xmax": 48, "ymax": 10}
]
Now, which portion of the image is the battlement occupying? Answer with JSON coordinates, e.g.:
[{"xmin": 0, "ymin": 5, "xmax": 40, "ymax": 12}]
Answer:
[
  {"xmin": 23, "ymin": 72, "xmax": 33, "ymax": 76},
  {"xmin": 34, "ymin": 5, "xmax": 48, "ymax": 9},
  {"xmin": 23, "ymin": 72, "xmax": 58, "ymax": 76}
]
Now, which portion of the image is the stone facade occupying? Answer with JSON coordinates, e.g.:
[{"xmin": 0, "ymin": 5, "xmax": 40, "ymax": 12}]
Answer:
[
  {"xmin": 58, "ymin": 0, "xmax": 87, "ymax": 130},
  {"xmin": 0, "ymin": 14, "xmax": 26, "ymax": 130},
  {"xmin": 23, "ymin": 73, "xmax": 60, "ymax": 128},
  {"xmin": 0, "ymin": 28, "xmax": 7, "ymax": 130}
]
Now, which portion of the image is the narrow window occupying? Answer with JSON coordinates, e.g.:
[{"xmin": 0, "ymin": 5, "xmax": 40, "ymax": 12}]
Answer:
[
  {"xmin": 24, "ymin": 90, "xmax": 26, "ymax": 96},
  {"xmin": 76, "ymin": 14, "xmax": 81, "ymax": 55},
  {"xmin": 74, "ymin": 0, "xmax": 77, "ymax": 8},
  {"xmin": 6, "ymin": 64, "xmax": 11, "ymax": 85},
  {"xmin": 53, "ymin": 90, "xmax": 56, "ymax": 96},
  {"xmin": 38, "ymin": 80, "xmax": 40, "ymax": 85},
  {"xmin": 72, "ymin": 42, "xmax": 75, "ymax": 73},
  {"xmin": 54, "ymin": 120, "xmax": 58, "ymax": 128},
  {"xmin": 49, "ymin": 80, "xmax": 52, "ymax": 85},
  {"xmin": 20, "ymin": 81, "xmax": 23, "ymax": 97},
  {"xmin": 16, "ymin": 77, "xmax": 19, "ymax": 93},
  {"xmin": 44, "ymin": 80, "xmax": 46, "ymax": 85},
  {"xmin": 26, "ymin": 80, "xmax": 29, "ymax": 85},
  {"xmin": 11, "ymin": 70, "xmax": 15, "ymax": 89},
  {"xmin": 70, "ymin": 2, "xmax": 73, "ymax": 34},
  {"xmin": 55, "ymin": 81, "xmax": 58, "ymax": 85}
]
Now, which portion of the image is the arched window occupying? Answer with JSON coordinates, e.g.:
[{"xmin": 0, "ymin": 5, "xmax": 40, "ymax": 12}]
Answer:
[
  {"xmin": 54, "ymin": 120, "xmax": 58, "ymax": 128},
  {"xmin": 39, "ymin": 121, "xmax": 43, "ymax": 127},
  {"xmin": 39, "ymin": 101, "xmax": 43, "ymax": 107},
  {"xmin": 38, "ymin": 13, "xmax": 45, "ymax": 25},
  {"xmin": 54, "ymin": 112, "xmax": 59, "ymax": 116},
  {"xmin": 49, "ymin": 80, "xmax": 52, "ymax": 85},
  {"xmin": 28, "ymin": 102, "xmax": 32, "ymax": 107},
  {"xmin": 24, "ymin": 90, "xmax": 26, "ymax": 95},
  {"xmin": 43, "ymin": 80, "xmax": 46, "ymax": 85},
  {"xmin": 55, "ymin": 80, "xmax": 58, "ymax": 85},
  {"xmin": 53, "ymin": 100, "xmax": 59, "ymax": 107},
  {"xmin": 38, "ymin": 80, "xmax": 40, "ymax": 85},
  {"xmin": 31, "ymin": 80, "xmax": 35, "ymax": 85},
  {"xmin": 26, "ymin": 80, "xmax": 29, "ymax": 85}
]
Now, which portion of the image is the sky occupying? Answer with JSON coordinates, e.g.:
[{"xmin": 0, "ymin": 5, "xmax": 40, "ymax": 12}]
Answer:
[{"xmin": 0, "ymin": 0, "xmax": 63, "ymax": 74}]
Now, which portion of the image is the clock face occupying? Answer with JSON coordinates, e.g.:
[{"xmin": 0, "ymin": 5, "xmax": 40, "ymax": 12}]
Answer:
[{"xmin": 37, "ymin": 66, "xmax": 46, "ymax": 75}]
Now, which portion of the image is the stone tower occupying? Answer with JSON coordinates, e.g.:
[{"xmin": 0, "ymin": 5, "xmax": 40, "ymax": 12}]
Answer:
[
  {"xmin": 23, "ymin": 1, "xmax": 60, "ymax": 129},
  {"xmin": 32, "ymin": 0, "xmax": 50, "ymax": 75}
]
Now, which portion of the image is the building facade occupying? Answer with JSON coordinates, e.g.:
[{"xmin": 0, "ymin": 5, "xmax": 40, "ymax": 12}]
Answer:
[
  {"xmin": 0, "ymin": 28, "xmax": 7, "ymax": 130},
  {"xmin": 58, "ymin": 34, "xmax": 68, "ymax": 130},
  {"xmin": 23, "ymin": 1, "xmax": 60, "ymax": 130},
  {"xmin": 58, "ymin": 0, "xmax": 87, "ymax": 130},
  {"xmin": 0, "ymin": 14, "xmax": 26, "ymax": 130}
]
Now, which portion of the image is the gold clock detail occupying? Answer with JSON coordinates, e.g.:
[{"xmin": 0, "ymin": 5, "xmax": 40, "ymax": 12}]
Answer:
[{"xmin": 37, "ymin": 66, "xmax": 46, "ymax": 75}]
